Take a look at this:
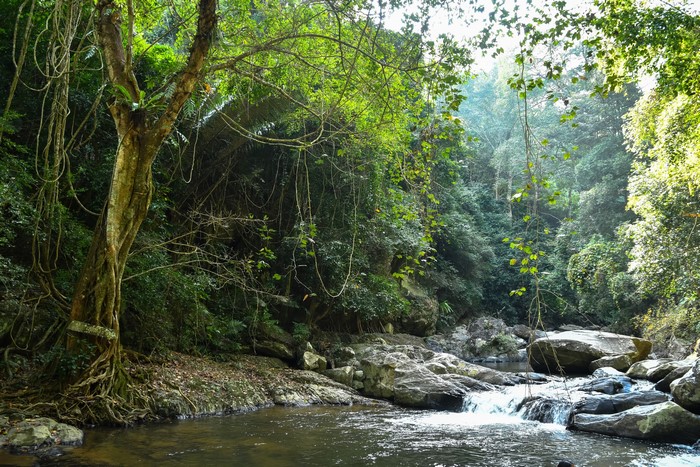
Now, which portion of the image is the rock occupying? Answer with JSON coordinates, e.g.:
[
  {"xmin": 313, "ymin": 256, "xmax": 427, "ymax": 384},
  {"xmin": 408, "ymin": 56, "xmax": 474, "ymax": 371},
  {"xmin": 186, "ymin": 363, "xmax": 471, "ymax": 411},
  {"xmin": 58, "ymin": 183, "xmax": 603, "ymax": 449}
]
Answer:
[
  {"xmin": 359, "ymin": 349, "xmax": 410, "ymax": 399},
  {"xmin": 4, "ymin": 417, "xmax": 83, "ymax": 454},
  {"xmin": 572, "ymin": 390, "xmax": 671, "ymax": 415},
  {"xmin": 425, "ymin": 352, "xmax": 515, "ymax": 386},
  {"xmin": 301, "ymin": 351, "xmax": 327, "ymax": 372},
  {"xmin": 53, "ymin": 423, "xmax": 84, "ymax": 446},
  {"xmin": 513, "ymin": 372, "xmax": 549, "ymax": 383},
  {"xmin": 589, "ymin": 354, "xmax": 633, "ymax": 373},
  {"xmin": 579, "ymin": 376, "xmax": 633, "ymax": 395},
  {"xmin": 512, "ymin": 324, "xmax": 543, "ymax": 342},
  {"xmin": 655, "ymin": 365, "xmax": 691, "ymax": 393},
  {"xmin": 440, "ymin": 373, "xmax": 495, "ymax": 392},
  {"xmin": 528, "ymin": 330, "xmax": 652, "ymax": 374},
  {"xmin": 626, "ymin": 359, "xmax": 674, "ymax": 379},
  {"xmin": 592, "ymin": 367, "xmax": 626, "ymax": 378},
  {"xmin": 426, "ymin": 318, "xmax": 523, "ymax": 363},
  {"xmin": 519, "ymin": 397, "xmax": 571, "ymax": 424},
  {"xmin": 253, "ymin": 339, "xmax": 295, "ymax": 361},
  {"xmin": 354, "ymin": 344, "xmax": 514, "ymax": 410},
  {"xmin": 572, "ymin": 401, "xmax": 700, "ymax": 445},
  {"xmin": 397, "ymin": 279, "xmax": 438, "ymax": 336},
  {"xmin": 7, "ymin": 425, "xmax": 52, "ymax": 449},
  {"xmin": 333, "ymin": 346, "xmax": 357, "ymax": 367},
  {"xmin": 671, "ymin": 360, "xmax": 700, "ymax": 413},
  {"xmin": 271, "ymin": 370, "xmax": 366, "ymax": 406},
  {"xmin": 393, "ymin": 365, "xmax": 466, "ymax": 410},
  {"xmin": 323, "ymin": 366, "xmax": 354, "ymax": 387},
  {"xmin": 647, "ymin": 359, "xmax": 695, "ymax": 382},
  {"xmin": 558, "ymin": 324, "xmax": 585, "ymax": 331}
]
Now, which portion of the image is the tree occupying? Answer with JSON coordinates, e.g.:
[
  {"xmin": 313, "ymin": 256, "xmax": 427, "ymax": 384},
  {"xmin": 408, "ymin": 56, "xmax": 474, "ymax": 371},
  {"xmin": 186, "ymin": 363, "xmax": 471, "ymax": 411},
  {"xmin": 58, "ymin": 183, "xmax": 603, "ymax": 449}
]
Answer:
[
  {"xmin": 65, "ymin": 0, "xmax": 218, "ymax": 403},
  {"xmin": 2, "ymin": 0, "xmax": 471, "ymax": 421}
]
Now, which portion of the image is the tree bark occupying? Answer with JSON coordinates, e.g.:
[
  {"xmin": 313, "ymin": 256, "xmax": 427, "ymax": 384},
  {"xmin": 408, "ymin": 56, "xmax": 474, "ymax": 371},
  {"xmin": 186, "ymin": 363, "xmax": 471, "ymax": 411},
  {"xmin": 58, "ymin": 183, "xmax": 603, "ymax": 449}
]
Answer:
[{"xmin": 67, "ymin": 0, "xmax": 217, "ymax": 397}]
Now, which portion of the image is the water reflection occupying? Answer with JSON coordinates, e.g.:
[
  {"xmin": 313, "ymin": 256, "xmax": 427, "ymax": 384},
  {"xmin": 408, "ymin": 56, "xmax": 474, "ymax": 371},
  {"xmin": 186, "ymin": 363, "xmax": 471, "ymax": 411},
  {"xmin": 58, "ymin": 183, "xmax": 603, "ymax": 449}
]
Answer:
[{"xmin": 2, "ymin": 405, "xmax": 695, "ymax": 467}]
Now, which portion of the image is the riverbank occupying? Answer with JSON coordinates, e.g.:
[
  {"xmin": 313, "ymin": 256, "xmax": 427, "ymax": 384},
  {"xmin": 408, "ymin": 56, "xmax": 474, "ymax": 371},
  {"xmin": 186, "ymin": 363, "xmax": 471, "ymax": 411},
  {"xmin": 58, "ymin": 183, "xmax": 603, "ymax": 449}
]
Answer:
[{"xmin": 1, "ymin": 350, "xmax": 385, "ymax": 456}]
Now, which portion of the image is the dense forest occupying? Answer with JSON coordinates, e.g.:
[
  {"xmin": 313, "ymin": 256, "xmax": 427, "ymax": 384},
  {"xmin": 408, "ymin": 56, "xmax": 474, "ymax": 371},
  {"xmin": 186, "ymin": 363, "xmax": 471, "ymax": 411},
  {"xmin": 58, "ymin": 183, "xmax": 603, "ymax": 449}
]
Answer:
[{"xmin": 1, "ymin": 0, "xmax": 699, "ymax": 424}]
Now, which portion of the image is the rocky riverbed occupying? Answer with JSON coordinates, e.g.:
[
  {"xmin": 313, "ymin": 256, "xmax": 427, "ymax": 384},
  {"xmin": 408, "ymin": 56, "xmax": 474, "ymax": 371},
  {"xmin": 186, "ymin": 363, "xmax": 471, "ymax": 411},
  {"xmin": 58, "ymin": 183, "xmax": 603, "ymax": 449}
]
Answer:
[{"xmin": 3, "ymin": 322, "xmax": 700, "ymax": 459}]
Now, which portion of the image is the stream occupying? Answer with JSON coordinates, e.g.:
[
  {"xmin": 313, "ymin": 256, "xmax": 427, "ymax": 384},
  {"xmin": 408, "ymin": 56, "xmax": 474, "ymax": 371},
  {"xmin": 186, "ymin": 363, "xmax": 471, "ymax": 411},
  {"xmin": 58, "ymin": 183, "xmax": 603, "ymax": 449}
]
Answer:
[{"xmin": 3, "ymin": 375, "xmax": 700, "ymax": 467}]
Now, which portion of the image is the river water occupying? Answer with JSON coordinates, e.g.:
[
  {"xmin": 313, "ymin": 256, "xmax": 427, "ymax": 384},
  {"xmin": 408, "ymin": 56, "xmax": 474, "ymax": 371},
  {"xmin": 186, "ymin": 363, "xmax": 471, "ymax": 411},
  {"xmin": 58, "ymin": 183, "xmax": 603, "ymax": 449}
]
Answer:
[{"xmin": 4, "ymin": 378, "xmax": 700, "ymax": 467}]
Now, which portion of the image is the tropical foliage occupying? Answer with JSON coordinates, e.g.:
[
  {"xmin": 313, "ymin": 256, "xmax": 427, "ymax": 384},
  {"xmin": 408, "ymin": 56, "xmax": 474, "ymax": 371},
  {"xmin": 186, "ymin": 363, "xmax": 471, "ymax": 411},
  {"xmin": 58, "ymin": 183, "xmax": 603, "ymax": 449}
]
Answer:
[{"xmin": 1, "ymin": 0, "xmax": 699, "ymax": 423}]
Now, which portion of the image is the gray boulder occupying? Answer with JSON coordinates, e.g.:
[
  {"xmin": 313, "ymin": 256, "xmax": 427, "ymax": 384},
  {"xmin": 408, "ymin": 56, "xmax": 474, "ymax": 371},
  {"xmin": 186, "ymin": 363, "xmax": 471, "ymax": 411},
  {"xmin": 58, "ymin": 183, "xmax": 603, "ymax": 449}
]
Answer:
[
  {"xmin": 655, "ymin": 365, "xmax": 692, "ymax": 393},
  {"xmin": 393, "ymin": 365, "xmax": 466, "ymax": 410},
  {"xmin": 354, "ymin": 344, "xmax": 514, "ymax": 410},
  {"xmin": 528, "ymin": 330, "xmax": 651, "ymax": 374},
  {"xmin": 648, "ymin": 359, "xmax": 695, "ymax": 382},
  {"xmin": 572, "ymin": 390, "xmax": 670, "ymax": 415},
  {"xmin": 671, "ymin": 359, "xmax": 700, "ymax": 413},
  {"xmin": 589, "ymin": 354, "xmax": 633, "ymax": 372},
  {"xmin": 572, "ymin": 401, "xmax": 700, "ymax": 445},
  {"xmin": 253, "ymin": 339, "xmax": 295, "ymax": 361},
  {"xmin": 626, "ymin": 359, "xmax": 674, "ymax": 379},
  {"xmin": 592, "ymin": 367, "xmax": 626, "ymax": 378},
  {"xmin": 426, "ymin": 318, "xmax": 523, "ymax": 362}
]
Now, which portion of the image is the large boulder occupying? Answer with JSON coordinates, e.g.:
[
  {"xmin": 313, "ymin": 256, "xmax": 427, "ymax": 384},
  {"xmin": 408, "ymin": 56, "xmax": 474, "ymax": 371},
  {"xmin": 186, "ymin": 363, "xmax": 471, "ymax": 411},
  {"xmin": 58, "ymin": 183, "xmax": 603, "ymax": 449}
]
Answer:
[
  {"xmin": 393, "ymin": 364, "xmax": 466, "ymax": 410},
  {"xmin": 626, "ymin": 359, "xmax": 674, "ymax": 379},
  {"xmin": 572, "ymin": 401, "xmax": 700, "ymax": 445},
  {"xmin": 655, "ymin": 365, "xmax": 693, "ymax": 393},
  {"xmin": 527, "ymin": 330, "xmax": 651, "ymax": 374},
  {"xmin": 426, "ymin": 318, "xmax": 524, "ymax": 362},
  {"xmin": 671, "ymin": 360, "xmax": 700, "ymax": 413},
  {"xmin": 648, "ymin": 359, "xmax": 695, "ymax": 382},
  {"xmin": 354, "ymin": 344, "xmax": 514, "ymax": 410}
]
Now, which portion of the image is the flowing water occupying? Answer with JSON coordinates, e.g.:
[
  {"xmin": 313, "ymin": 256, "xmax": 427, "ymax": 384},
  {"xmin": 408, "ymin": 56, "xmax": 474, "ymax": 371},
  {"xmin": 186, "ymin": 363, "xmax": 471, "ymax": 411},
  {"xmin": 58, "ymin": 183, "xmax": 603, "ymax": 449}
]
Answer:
[{"xmin": 3, "ymin": 377, "xmax": 700, "ymax": 467}]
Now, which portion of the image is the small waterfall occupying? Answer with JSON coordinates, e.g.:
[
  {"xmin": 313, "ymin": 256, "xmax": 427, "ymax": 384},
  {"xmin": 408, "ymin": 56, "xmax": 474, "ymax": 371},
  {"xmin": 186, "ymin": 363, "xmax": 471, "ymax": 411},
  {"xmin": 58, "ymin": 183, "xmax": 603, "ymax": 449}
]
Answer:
[
  {"xmin": 518, "ymin": 397, "xmax": 572, "ymax": 425},
  {"xmin": 461, "ymin": 379, "xmax": 579, "ymax": 426},
  {"xmin": 461, "ymin": 389, "xmax": 522, "ymax": 416}
]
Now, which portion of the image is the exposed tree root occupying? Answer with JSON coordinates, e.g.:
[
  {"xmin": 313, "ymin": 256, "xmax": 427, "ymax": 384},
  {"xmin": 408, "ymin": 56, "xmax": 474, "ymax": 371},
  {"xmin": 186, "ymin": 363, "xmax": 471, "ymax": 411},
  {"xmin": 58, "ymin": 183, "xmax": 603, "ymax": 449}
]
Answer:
[{"xmin": 54, "ymin": 351, "xmax": 157, "ymax": 426}]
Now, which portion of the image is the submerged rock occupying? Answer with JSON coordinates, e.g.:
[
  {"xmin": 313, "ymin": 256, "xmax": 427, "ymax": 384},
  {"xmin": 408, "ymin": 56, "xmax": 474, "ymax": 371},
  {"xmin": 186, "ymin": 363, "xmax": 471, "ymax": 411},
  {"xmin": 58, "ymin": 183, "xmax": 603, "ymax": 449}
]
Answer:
[
  {"xmin": 572, "ymin": 401, "xmax": 700, "ymax": 445},
  {"xmin": 528, "ymin": 330, "xmax": 651, "ymax": 374}
]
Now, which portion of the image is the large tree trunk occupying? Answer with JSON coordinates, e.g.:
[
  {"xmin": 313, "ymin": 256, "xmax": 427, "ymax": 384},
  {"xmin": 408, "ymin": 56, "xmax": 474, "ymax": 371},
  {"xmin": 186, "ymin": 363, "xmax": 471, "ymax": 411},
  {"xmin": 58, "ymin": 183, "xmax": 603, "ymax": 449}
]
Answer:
[
  {"xmin": 64, "ymin": 0, "xmax": 216, "ymax": 413},
  {"xmin": 68, "ymin": 119, "xmax": 156, "ymax": 394}
]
